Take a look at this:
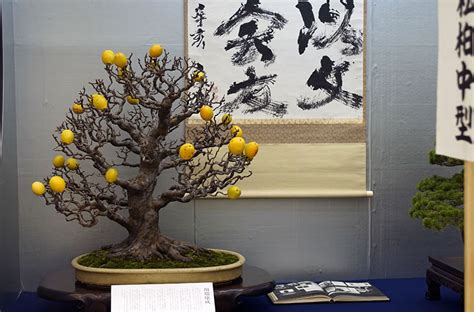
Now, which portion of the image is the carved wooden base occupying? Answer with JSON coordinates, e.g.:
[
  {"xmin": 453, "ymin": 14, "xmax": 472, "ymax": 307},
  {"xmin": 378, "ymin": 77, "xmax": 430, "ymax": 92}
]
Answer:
[
  {"xmin": 37, "ymin": 265, "xmax": 275, "ymax": 312},
  {"xmin": 425, "ymin": 256, "xmax": 463, "ymax": 301}
]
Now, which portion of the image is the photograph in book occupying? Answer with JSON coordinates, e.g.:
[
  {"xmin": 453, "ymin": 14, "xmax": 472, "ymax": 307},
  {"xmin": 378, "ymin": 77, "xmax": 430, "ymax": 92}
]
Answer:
[
  {"xmin": 268, "ymin": 280, "xmax": 389, "ymax": 304},
  {"xmin": 187, "ymin": 0, "xmax": 365, "ymax": 121}
]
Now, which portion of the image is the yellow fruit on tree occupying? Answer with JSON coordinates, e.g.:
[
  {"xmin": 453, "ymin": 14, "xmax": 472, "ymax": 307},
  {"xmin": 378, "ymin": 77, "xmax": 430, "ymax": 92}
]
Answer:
[
  {"xmin": 72, "ymin": 103, "xmax": 84, "ymax": 114},
  {"xmin": 49, "ymin": 176, "xmax": 66, "ymax": 193},
  {"xmin": 114, "ymin": 52, "xmax": 128, "ymax": 68},
  {"xmin": 245, "ymin": 142, "xmax": 259, "ymax": 160},
  {"xmin": 230, "ymin": 125, "xmax": 243, "ymax": 137},
  {"xmin": 126, "ymin": 96, "xmax": 140, "ymax": 105},
  {"xmin": 221, "ymin": 114, "xmax": 232, "ymax": 125},
  {"xmin": 228, "ymin": 137, "xmax": 246, "ymax": 155},
  {"xmin": 149, "ymin": 44, "xmax": 163, "ymax": 58},
  {"xmin": 66, "ymin": 158, "xmax": 79, "ymax": 170},
  {"xmin": 52, "ymin": 155, "xmax": 65, "ymax": 168},
  {"xmin": 31, "ymin": 181, "xmax": 46, "ymax": 196},
  {"xmin": 199, "ymin": 105, "xmax": 214, "ymax": 121},
  {"xmin": 61, "ymin": 129, "xmax": 74, "ymax": 145},
  {"xmin": 92, "ymin": 94, "xmax": 108, "ymax": 111},
  {"xmin": 118, "ymin": 68, "xmax": 124, "ymax": 78},
  {"xmin": 179, "ymin": 143, "xmax": 195, "ymax": 160},
  {"xmin": 194, "ymin": 71, "xmax": 206, "ymax": 82},
  {"xmin": 105, "ymin": 168, "xmax": 119, "ymax": 183},
  {"xmin": 101, "ymin": 50, "xmax": 115, "ymax": 65},
  {"xmin": 227, "ymin": 186, "xmax": 241, "ymax": 199}
]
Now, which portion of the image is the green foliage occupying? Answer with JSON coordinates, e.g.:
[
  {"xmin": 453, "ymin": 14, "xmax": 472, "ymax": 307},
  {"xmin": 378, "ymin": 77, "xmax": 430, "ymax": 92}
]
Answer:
[
  {"xmin": 78, "ymin": 249, "xmax": 239, "ymax": 269},
  {"xmin": 429, "ymin": 150, "xmax": 464, "ymax": 167},
  {"xmin": 409, "ymin": 150, "xmax": 463, "ymax": 232}
]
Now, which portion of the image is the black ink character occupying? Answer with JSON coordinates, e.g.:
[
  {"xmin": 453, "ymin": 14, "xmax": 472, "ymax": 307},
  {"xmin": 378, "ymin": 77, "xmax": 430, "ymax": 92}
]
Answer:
[
  {"xmin": 296, "ymin": 0, "xmax": 318, "ymax": 55},
  {"xmin": 214, "ymin": 0, "xmax": 287, "ymax": 66},
  {"xmin": 223, "ymin": 66, "xmax": 288, "ymax": 117},
  {"xmin": 319, "ymin": 0, "xmax": 340, "ymax": 24},
  {"xmin": 298, "ymin": 55, "xmax": 362, "ymax": 110},
  {"xmin": 458, "ymin": 61, "xmax": 474, "ymax": 101},
  {"xmin": 191, "ymin": 28, "xmax": 206, "ymax": 49},
  {"xmin": 224, "ymin": 19, "xmax": 276, "ymax": 66},
  {"xmin": 312, "ymin": 0, "xmax": 363, "ymax": 56},
  {"xmin": 215, "ymin": 0, "xmax": 287, "ymax": 36},
  {"xmin": 456, "ymin": 22, "xmax": 473, "ymax": 57},
  {"xmin": 458, "ymin": 0, "xmax": 474, "ymax": 17},
  {"xmin": 456, "ymin": 105, "xmax": 472, "ymax": 143},
  {"xmin": 192, "ymin": 4, "xmax": 206, "ymax": 27},
  {"xmin": 191, "ymin": 3, "xmax": 207, "ymax": 49}
]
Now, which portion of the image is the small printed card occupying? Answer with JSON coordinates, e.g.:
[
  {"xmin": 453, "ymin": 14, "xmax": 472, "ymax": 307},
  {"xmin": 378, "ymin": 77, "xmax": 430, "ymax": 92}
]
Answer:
[{"xmin": 111, "ymin": 283, "xmax": 215, "ymax": 312}]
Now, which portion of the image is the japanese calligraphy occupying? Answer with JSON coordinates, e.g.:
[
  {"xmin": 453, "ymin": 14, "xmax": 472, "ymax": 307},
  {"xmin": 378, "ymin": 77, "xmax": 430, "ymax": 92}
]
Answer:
[
  {"xmin": 456, "ymin": 22, "xmax": 473, "ymax": 57},
  {"xmin": 455, "ymin": 1, "xmax": 474, "ymax": 143},
  {"xmin": 214, "ymin": 0, "xmax": 287, "ymax": 66},
  {"xmin": 190, "ymin": 3, "xmax": 207, "ymax": 49},
  {"xmin": 311, "ymin": 0, "xmax": 363, "ymax": 56},
  {"xmin": 298, "ymin": 55, "xmax": 362, "ymax": 110},
  {"xmin": 458, "ymin": 0, "xmax": 474, "ymax": 17},
  {"xmin": 223, "ymin": 66, "xmax": 288, "ymax": 117},
  {"xmin": 456, "ymin": 105, "xmax": 473, "ymax": 143}
]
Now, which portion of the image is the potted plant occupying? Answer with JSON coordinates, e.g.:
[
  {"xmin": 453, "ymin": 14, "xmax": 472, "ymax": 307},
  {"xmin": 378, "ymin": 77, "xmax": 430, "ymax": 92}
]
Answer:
[
  {"xmin": 409, "ymin": 150, "xmax": 464, "ymax": 240},
  {"xmin": 30, "ymin": 45, "xmax": 259, "ymax": 286}
]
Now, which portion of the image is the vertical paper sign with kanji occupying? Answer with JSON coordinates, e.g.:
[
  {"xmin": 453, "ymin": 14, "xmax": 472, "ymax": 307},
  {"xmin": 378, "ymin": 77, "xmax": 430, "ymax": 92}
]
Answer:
[{"xmin": 437, "ymin": 0, "xmax": 474, "ymax": 160}]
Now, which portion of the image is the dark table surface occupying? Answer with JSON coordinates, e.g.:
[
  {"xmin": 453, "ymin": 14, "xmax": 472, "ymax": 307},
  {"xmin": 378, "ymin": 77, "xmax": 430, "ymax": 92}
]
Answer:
[{"xmin": 7, "ymin": 278, "xmax": 463, "ymax": 312}]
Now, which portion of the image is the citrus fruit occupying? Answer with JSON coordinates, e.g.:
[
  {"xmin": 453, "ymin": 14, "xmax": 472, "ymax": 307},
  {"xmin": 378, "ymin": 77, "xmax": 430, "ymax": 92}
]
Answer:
[
  {"xmin": 227, "ymin": 186, "xmax": 241, "ymax": 199},
  {"xmin": 92, "ymin": 94, "xmax": 108, "ymax": 111},
  {"xmin": 49, "ymin": 176, "xmax": 66, "ymax": 193},
  {"xmin": 66, "ymin": 158, "xmax": 79, "ymax": 170},
  {"xmin": 72, "ymin": 103, "xmax": 84, "ymax": 114},
  {"xmin": 221, "ymin": 114, "xmax": 232, "ymax": 125},
  {"xmin": 61, "ymin": 129, "xmax": 74, "ymax": 145},
  {"xmin": 52, "ymin": 155, "xmax": 65, "ymax": 168},
  {"xmin": 230, "ymin": 125, "xmax": 243, "ymax": 137},
  {"xmin": 194, "ymin": 71, "xmax": 206, "ymax": 82},
  {"xmin": 114, "ymin": 52, "xmax": 128, "ymax": 68},
  {"xmin": 101, "ymin": 50, "xmax": 115, "ymax": 65},
  {"xmin": 31, "ymin": 181, "xmax": 46, "ymax": 196},
  {"xmin": 126, "ymin": 96, "xmax": 140, "ymax": 105},
  {"xmin": 228, "ymin": 137, "xmax": 245, "ymax": 155},
  {"xmin": 149, "ymin": 44, "xmax": 163, "ymax": 58},
  {"xmin": 245, "ymin": 142, "xmax": 259, "ymax": 160},
  {"xmin": 200, "ymin": 105, "xmax": 214, "ymax": 121},
  {"xmin": 105, "ymin": 168, "xmax": 119, "ymax": 183},
  {"xmin": 179, "ymin": 143, "xmax": 195, "ymax": 160}
]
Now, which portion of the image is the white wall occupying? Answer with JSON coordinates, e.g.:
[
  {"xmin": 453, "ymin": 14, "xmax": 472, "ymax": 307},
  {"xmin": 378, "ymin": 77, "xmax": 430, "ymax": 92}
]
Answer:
[{"xmin": 12, "ymin": 0, "xmax": 463, "ymax": 291}]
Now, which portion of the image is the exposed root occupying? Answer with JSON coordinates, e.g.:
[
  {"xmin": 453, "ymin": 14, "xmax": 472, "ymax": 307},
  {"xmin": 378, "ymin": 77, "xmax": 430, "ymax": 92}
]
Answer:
[{"xmin": 104, "ymin": 235, "xmax": 209, "ymax": 262}]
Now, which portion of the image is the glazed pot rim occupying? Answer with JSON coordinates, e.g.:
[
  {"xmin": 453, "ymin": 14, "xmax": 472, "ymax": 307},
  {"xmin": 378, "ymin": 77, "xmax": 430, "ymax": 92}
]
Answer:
[{"xmin": 71, "ymin": 248, "xmax": 245, "ymax": 274}]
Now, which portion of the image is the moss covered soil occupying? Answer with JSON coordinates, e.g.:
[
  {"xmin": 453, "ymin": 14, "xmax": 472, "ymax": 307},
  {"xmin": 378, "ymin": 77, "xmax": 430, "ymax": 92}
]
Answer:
[{"xmin": 77, "ymin": 250, "xmax": 239, "ymax": 269}]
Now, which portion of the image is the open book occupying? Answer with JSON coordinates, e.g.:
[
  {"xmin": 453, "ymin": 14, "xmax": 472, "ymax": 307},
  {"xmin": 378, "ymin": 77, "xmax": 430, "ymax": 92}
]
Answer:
[{"xmin": 268, "ymin": 281, "xmax": 389, "ymax": 304}]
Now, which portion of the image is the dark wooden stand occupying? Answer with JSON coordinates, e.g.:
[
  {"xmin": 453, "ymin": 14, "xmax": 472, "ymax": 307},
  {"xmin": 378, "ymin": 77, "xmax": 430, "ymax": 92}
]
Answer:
[
  {"xmin": 37, "ymin": 265, "xmax": 275, "ymax": 312},
  {"xmin": 426, "ymin": 256, "xmax": 463, "ymax": 300}
]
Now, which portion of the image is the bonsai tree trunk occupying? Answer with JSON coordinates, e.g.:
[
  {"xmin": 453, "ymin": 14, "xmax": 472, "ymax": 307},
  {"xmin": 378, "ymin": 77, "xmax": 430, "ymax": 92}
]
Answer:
[{"xmin": 105, "ymin": 171, "xmax": 202, "ymax": 262}]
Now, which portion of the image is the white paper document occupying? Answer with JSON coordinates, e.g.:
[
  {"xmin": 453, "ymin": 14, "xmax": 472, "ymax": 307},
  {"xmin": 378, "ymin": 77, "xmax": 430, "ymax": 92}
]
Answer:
[{"xmin": 111, "ymin": 283, "xmax": 215, "ymax": 312}]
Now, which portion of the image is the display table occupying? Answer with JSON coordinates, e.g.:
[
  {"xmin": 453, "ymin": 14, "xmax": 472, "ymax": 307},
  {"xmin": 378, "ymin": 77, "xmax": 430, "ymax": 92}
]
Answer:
[
  {"xmin": 36, "ymin": 265, "xmax": 275, "ymax": 312},
  {"xmin": 9, "ymin": 278, "xmax": 462, "ymax": 312},
  {"xmin": 426, "ymin": 256, "xmax": 463, "ymax": 300}
]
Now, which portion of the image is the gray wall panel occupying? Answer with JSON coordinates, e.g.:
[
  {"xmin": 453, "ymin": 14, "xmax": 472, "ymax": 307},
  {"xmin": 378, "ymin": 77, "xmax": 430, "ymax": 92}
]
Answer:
[{"xmin": 0, "ymin": 0, "xmax": 21, "ymax": 307}]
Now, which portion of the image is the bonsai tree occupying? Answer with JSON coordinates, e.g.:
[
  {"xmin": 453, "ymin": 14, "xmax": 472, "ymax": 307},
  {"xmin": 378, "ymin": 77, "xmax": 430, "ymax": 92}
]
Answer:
[
  {"xmin": 31, "ymin": 45, "xmax": 259, "ymax": 262},
  {"xmin": 409, "ymin": 150, "xmax": 464, "ymax": 239}
]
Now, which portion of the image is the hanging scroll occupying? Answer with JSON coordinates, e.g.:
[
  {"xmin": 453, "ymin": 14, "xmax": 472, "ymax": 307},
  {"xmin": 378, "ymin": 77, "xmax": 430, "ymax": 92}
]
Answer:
[{"xmin": 186, "ymin": 0, "xmax": 368, "ymax": 197}]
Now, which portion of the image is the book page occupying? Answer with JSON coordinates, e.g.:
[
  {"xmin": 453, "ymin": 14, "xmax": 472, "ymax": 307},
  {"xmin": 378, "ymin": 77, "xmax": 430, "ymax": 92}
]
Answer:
[
  {"xmin": 271, "ymin": 281, "xmax": 328, "ymax": 301},
  {"xmin": 318, "ymin": 281, "xmax": 388, "ymax": 301},
  {"xmin": 111, "ymin": 283, "xmax": 215, "ymax": 312}
]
